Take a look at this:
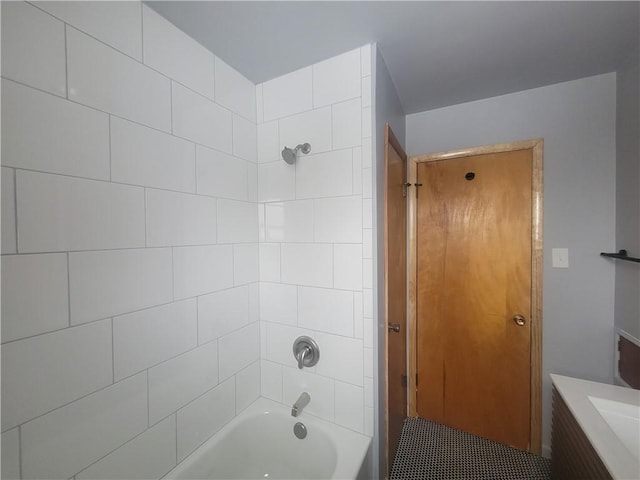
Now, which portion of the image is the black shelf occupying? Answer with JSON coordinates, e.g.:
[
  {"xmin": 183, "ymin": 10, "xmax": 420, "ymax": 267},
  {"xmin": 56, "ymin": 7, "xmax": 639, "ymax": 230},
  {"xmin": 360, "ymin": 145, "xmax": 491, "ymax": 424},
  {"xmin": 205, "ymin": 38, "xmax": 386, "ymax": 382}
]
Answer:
[{"xmin": 600, "ymin": 249, "xmax": 640, "ymax": 263}]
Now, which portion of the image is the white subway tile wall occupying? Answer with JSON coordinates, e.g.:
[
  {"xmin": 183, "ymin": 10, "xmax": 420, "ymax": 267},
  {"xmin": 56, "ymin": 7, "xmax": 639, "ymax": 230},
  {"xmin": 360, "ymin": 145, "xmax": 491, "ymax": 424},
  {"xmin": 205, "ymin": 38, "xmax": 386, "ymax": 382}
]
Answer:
[
  {"xmin": 1, "ymin": 2, "xmax": 66, "ymax": 97},
  {"xmin": 257, "ymin": 161, "xmax": 296, "ymax": 202},
  {"xmin": 175, "ymin": 377, "xmax": 236, "ymax": 461},
  {"xmin": 112, "ymin": 300, "xmax": 198, "ymax": 381},
  {"xmin": 195, "ymin": 145, "xmax": 248, "ymax": 200},
  {"xmin": 2, "ymin": 320, "xmax": 114, "ymax": 431},
  {"xmin": 67, "ymin": 27, "xmax": 172, "ymax": 133},
  {"xmin": 2, "ymin": 79, "xmax": 110, "ymax": 180},
  {"xmin": 233, "ymin": 114, "xmax": 258, "ymax": 162},
  {"xmin": 1, "ymin": 2, "xmax": 375, "ymax": 476},
  {"xmin": 147, "ymin": 341, "xmax": 219, "ymax": 425},
  {"xmin": 264, "ymin": 200, "xmax": 314, "ymax": 243},
  {"xmin": 214, "ymin": 57, "xmax": 257, "ymax": 123},
  {"xmin": 32, "ymin": 1, "xmax": 143, "ymax": 60},
  {"xmin": 145, "ymin": 188, "xmax": 218, "ymax": 247},
  {"xmin": 295, "ymin": 150, "xmax": 353, "ymax": 199},
  {"xmin": 198, "ymin": 286, "xmax": 250, "ymax": 344},
  {"xmin": 1, "ymin": 2, "xmax": 261, "ymax": 478},
  {"xmin": 279, "ymin": 107, "xmax": 332, "ymax": 155},
  {"xmin": 17, "ymin": 170, "xmax": 146, "ymax": 253},
  {"xmin": 257, "ymin": 121, "xmax": 280, "ymax": 163},
  {"xmin": 235, "ymin": 361, "xmax": 261, "ymax": 412},
  {"xmin": 110, "ymin": 117, "xmax": 197, "ymax": 193},
  {"xmin": 171, "ymin": 81, "xmax": 233, "ymax": 153},
  {"xmin": 261, "ymin": 67, "xmax": 313, "ymax": 121},
  {"xmin": 258, "ymin": 45, "xmax": 374, "ymax": 435},
  {"xmin": 1, "ymin": 253, "xmax": 69, "ymax": 342},
  {"xmin": 21, "ymin": 373, "xmax": 148, "ymax": 480},
  {"xmin": 1, "ymin": 428, "xmax": 20, "ymax": 480},
  {"xmin": 233, "ymin": 243, "xmax": 260, "ymax": 285},
  {"xmin": 75, "ymin": 416, "xmax": 177, "ymax": 480},
  {"xmin": 141, "ymin": 5, "xmax": 214, "ymax": 100}
]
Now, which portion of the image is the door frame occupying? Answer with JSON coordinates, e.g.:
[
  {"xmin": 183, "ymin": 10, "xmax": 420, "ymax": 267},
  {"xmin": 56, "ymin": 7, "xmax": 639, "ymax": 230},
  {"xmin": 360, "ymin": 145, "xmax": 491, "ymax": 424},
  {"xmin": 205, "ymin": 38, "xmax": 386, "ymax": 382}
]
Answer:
[
  {"xmin": 407, "ymin": 138, "xmax": 544, "ymax": 454},
  {"xmin": 383, "ymin": 123, "xmax": 408, "ymax": 476}
]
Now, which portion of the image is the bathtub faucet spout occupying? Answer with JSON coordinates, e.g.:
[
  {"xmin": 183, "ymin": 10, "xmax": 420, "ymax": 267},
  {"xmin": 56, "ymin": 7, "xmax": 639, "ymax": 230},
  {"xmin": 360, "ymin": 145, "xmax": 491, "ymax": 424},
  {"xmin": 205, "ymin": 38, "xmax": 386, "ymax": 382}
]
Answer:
[{"xmin": 291, "ymin": 392, "xmax": 311, "ymax": 417}]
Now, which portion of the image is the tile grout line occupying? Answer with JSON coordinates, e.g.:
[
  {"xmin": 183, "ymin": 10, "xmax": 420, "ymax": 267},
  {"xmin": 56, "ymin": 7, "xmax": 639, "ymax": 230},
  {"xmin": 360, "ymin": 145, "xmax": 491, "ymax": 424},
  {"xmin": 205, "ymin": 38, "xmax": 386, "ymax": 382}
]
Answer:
[
  {"xmin": 1, "ymin": 243, "xmax": 227, "ymax": 258},
  {"xmin": 2, "ymin": 368, "xmax": 144, "ymax": 436},
  {"xmin": 2, "ymin": 73, "xmax": 254, "ymax": 157},
  {"xmin": 73, "ymin": 400, "xmax": 165, "ymax": 480},
  {"xmin": 2, "ymin": 277, "xmax": 253, "ymax": 348},
  {"xmin": 6, "ymin": 163, "xmax": 264, "ymax": 206},
  {"xmin": 56, "ymin": 16, "xmax": 257, "ymax": 121},
  {"xmin": 5, "ymin": 74, "xmax": 346, "ymax": 185}
]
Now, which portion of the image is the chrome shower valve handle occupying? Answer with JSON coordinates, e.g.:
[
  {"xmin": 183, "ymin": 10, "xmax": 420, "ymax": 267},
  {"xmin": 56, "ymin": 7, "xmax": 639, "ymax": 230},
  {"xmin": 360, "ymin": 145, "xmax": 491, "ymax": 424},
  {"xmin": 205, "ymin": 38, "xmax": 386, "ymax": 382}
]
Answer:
[{"xmin": 292, "ymin": 336, "xmax": 319, "ymax": 369}]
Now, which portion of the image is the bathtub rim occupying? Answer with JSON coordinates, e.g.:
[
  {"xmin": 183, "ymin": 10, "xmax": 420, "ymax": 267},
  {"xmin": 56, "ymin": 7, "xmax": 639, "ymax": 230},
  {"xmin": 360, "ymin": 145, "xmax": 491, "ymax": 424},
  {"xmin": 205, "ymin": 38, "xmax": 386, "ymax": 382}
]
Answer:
[
  {"xmin": 163, "ymin": 396, "xmax": 372, "ymax": 480},
  {"xmin": 550, "ymin": 373, "xmax": 640, "ymax": 480}
]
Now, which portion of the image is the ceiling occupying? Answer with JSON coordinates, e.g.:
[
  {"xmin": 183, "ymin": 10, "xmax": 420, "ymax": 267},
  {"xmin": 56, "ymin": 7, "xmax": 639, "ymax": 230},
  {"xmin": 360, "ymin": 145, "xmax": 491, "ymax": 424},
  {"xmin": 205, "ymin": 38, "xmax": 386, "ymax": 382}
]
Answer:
[{"xmin": 147, "ymin": 1, "xmax": 640, "ymax": 114}]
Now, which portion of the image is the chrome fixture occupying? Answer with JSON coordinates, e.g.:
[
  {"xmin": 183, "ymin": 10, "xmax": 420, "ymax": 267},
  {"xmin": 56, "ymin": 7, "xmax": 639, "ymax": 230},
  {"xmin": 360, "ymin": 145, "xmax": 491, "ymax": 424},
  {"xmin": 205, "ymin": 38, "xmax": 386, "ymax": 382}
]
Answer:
[
  {"xmin": 293, "ymin": 422, "xmax": 307, "ymax": 439},
  {"xmin": 291, "ymin": 392, "xmax": 311, "ymax": 417},
  {"xmin": 293, "ymin": 336, "xmax": 320, "ymax": 369},
  {"xmin": 281, "ymin": 143, "xmax": 311, "ymax": 164}
]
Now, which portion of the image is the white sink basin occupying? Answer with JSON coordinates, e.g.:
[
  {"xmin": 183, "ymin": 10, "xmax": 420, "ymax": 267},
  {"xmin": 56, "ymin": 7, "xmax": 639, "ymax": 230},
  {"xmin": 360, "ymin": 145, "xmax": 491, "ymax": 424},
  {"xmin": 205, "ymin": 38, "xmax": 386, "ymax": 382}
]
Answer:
[{"xmin": 589, "ymin": 396, "xmax": 640, "ymax": 461}]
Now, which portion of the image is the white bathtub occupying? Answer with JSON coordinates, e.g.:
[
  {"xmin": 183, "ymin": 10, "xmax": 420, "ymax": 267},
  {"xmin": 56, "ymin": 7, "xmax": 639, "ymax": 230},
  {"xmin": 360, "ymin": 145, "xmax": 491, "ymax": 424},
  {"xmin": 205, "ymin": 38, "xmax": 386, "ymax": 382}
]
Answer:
[
  {"xmin": 551, "ymin": 374, "xmax": 640, "ymax": 479},
  {"xmin": 164, "ymin": 397, "xmax": 372, "ymax": 480}
]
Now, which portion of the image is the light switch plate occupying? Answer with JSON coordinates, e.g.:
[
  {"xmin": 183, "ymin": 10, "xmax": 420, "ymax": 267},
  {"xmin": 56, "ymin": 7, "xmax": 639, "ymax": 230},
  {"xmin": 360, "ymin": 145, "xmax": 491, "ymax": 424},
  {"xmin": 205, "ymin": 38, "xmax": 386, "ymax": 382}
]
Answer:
[{"xmin": 552, "ymin": 248, "xmax": 569, "ymax": 268}]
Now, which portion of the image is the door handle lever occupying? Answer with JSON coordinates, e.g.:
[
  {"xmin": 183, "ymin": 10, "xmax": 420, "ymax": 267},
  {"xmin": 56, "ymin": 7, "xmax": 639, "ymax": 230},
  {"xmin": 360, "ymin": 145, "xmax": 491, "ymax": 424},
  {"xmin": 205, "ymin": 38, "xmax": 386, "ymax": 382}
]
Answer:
[{"xmin": 388, "ymin": 323, "xmax": 400, "ymax": 333}]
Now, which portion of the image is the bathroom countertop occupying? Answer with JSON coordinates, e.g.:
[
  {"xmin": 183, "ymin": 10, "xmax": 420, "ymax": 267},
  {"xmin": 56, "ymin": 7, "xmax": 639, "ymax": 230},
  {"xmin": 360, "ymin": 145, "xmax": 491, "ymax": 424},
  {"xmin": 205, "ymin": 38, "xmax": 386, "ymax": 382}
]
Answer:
[{"xmin": 550, "ymin": 374, "xmax": 640, "ymax": 480}]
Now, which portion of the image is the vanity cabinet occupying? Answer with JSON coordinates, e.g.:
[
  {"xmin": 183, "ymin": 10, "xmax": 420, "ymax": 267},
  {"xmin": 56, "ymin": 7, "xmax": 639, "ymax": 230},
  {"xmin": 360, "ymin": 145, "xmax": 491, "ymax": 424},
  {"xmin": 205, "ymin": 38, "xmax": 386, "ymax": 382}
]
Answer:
[{"xmin": 550, "ymin": 386, "xmax": 613, "ymax": 480}]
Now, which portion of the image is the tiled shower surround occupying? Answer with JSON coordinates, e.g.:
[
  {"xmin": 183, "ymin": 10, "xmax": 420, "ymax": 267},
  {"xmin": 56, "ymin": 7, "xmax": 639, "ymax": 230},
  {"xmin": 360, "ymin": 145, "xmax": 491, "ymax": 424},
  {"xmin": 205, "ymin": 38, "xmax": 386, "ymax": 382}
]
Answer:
[
  {"xmin": 256, "ymin": 46, "xmax": 375, "ymax": 435},
  {"xmin": 0, "ymin": 2, "xmax": 375, "ymax": 479}
]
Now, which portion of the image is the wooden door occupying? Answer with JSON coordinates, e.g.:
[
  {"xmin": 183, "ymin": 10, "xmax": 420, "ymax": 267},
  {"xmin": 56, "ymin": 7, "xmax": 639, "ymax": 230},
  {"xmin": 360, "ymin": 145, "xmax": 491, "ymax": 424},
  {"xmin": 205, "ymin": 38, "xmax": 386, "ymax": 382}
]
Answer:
[
  {"xmin": 384, "ymin": 124, "xmax": 407, "ymax": 473},
  {"xmin": 416, "ymin": 148, "xmax": 533, "ymax": 450}
]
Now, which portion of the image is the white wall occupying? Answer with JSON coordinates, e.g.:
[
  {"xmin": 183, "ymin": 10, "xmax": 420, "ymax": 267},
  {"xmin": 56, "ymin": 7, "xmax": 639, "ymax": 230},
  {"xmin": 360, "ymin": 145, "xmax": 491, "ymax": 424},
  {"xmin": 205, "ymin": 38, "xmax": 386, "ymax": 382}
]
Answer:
[
  {"xmin": 255, "ymin": 45, "xmax": 376, "ymax": 437},
  {"xmin": 406, "ymin": 73, "xmax": 617, "ymax": 454},
  {"xmin": 1, "ymin": 2, "xmax": 259, "ymax": 478},
  {"xmin": 614, "ymin": 40, "xmax": 640, "ymax": 342},
  {"xmin": 372, "ymin": 46, "xmax": 406, "ymax": 478}
]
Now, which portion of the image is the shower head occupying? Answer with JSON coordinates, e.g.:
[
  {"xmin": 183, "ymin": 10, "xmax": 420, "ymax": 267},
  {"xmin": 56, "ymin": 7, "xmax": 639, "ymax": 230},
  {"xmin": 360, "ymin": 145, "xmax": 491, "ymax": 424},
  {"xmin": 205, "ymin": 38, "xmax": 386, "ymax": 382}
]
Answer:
[
  {"xmin": 281, "ymin": 143, "xmax": 311, "ymax": 164},
  {"xmin": 281, "ymin": 147, "xmax": 297, "ymax": 165}
]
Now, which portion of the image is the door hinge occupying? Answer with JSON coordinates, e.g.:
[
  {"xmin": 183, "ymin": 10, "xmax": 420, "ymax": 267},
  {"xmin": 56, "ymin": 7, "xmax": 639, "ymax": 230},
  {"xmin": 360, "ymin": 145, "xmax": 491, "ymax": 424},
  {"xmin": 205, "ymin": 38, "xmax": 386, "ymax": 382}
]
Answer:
[
  {"xmin": 401, "ymin": 374, "xmax": 408, "ymax": 387},
  {"xmin": 416, "ymin": 374, "xmax": 418, "ymax": 387},
  {"xmin": 402, "ymin": 182, "xmax": 422, "ymax": 197},
  {"xmin": 402, "ymin": 182, "xmax": 424, "ymax": 197}
]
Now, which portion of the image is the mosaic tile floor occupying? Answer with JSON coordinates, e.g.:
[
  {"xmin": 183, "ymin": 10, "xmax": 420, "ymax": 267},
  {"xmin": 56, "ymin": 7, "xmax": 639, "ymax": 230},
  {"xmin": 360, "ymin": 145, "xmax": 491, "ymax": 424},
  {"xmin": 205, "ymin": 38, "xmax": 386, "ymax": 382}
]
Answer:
[{"xmin": 390, "ymin": 417, "xmax": 551, "ymax": 480}]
